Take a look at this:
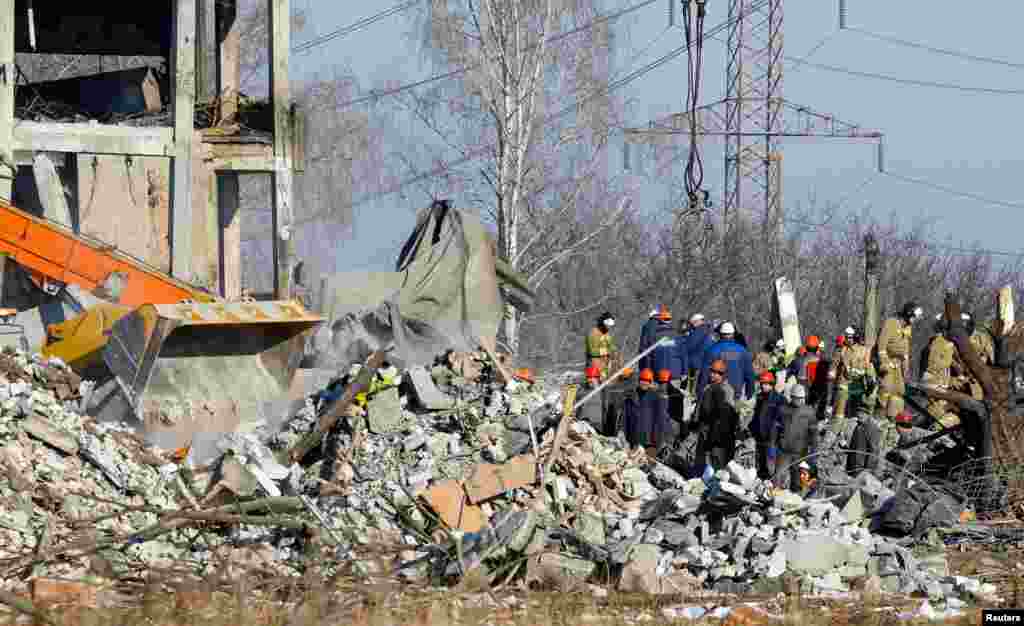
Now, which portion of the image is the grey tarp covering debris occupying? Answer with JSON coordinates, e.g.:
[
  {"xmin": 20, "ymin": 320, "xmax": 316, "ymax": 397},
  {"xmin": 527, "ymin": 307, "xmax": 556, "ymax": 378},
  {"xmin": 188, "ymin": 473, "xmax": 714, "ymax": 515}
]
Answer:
[{"xmin": 316, "ymin": 201, "xmax": 532, "ymax": 368}]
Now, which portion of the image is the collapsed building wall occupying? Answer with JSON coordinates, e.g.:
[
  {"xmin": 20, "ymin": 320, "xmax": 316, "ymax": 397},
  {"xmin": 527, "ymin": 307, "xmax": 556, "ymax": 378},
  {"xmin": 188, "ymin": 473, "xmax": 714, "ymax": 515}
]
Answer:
[{"xmin": 0, "ymin": 0, "xmax": 303, "ymax": 314}]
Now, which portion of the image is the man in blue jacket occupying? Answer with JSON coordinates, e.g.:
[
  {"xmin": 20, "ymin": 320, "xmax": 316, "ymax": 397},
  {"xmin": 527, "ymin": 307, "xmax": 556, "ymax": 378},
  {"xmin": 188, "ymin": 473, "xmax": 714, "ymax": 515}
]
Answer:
[
  {"xmin": 698, "ymin": 321, "xmax": 755, "ymax": 400},
  {"xmin": 639, "ymin": 305, "xmax": 674, "ymax": 371},
  {"xmin": 683, "ymin": 313, "xmax": 714, "ymax": 394}
]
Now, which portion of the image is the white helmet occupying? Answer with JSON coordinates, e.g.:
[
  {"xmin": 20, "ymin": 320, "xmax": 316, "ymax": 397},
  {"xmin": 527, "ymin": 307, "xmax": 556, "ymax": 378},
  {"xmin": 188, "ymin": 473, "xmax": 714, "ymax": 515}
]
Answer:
[
  {"xmin": 798, "ymin": 461, "xmax": 811, "ymax": 471},
  {"xmin": 775, "ymin": 339, "xmax": 786, "ymax": 349},
  {"xmin": 690, "ymin": 313, "xmax": 705, "ymax": 324},
  {"xmin": 844, "ymin": 326, "xmax": 855, "ymax": 336},
  {"xmin": 720, "ymin": 322, "xmax": 736, "ymax": 335}
]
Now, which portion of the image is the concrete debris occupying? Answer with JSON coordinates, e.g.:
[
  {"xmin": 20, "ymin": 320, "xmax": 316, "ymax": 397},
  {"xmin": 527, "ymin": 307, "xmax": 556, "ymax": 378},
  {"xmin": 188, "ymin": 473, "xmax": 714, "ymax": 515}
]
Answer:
[{"xmin": 0, "ymin": 343, "xmax": 1005, "ymax": 603}]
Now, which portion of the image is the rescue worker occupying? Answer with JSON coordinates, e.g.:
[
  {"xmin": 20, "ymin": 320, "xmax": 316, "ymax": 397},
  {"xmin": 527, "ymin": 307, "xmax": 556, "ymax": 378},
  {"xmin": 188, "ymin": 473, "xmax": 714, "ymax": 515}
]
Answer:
[
  {"xmin": 695, "ymin": 359, "xmax": 739, "ymax": 470},
  {"xmin": 639, "ymin": 305, "xmax": 675, "ymax": 372},
  {"xmin": 963, "ymin": 311, "xmax": 994, "ymax": 400},
  {"xmin": 829, "ymin": 326, "xmax": 876, "ymax": 434},
  {"xmin": 586, "ymin": 312, "xmax": 620, "ymax": 380},
  {"xmin": 752, "ymin": 370, "xmax": 785, "ymax": 479},
  {"xmin": 578, "ymin": 366, "xmax": 605, "ymax": 432},
  {"xmin": 772, "ymin": 384, "xmax": 818, "ymax": 492},
  {"xmin": 627, "ymin": 368, "xmax": 659, "ymax": 451},
  {"xmin": 922, "ymin": 314, "xmax": 960, "ymax": 428},
  {"xmin": 797, "ymin": 462, "xmax": 819, "ymax": 497},
  {"xmin": 846, "ymin": 402, "xmax": 882, "ymax": 475},
  {"xmin": 698, "ymin": 322, "xmax": 755, "ymax": 400},
  {"xmin": 790, "ymin": 336, "xmax": 823, "ymax": 389},
  {"xmin": 753, "ymin": 341, "xmax": 775, "ymax": 376},
  {"xmin": 639, "ymin": 306, "xmax": 660, "ymax": 356},
  {"xmin": 877, "ymin": 301, "xmax": 924, "ymax": 421},
  {"xmin": 787, "ymin": 335, "xmax": 827, "ymax": 408},
  {"xmin": 770, "ymin": 339, "xmax": 790, "ymax": 393},
  {"xmin": 683, "ymin": 313, "xmax": 715, "ymax": 394},
  {"xmin": 887, "ymin": 411, "xmax": 933, "ymax": 478}
]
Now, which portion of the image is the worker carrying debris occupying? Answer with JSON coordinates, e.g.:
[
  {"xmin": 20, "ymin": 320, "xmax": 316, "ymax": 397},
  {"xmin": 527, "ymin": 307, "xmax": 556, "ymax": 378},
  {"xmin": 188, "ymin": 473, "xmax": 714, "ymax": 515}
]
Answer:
[
  {"xmin": 586, "ymin": 312, "xmax": 620, "ymax": 381},
  {"xmin": 877, "ymin": 301, "xmax": 924, "ymax": 421},
  {"xmin": 772, "ymin": 383, "xmax": 818, "ymax": 492}
]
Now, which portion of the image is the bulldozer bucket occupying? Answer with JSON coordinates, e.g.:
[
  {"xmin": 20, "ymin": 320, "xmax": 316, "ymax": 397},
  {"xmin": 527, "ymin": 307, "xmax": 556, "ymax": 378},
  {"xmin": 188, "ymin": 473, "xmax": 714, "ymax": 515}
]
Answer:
[{"xmin": 103, "ymin": 300, "xmax": 322, "ymax": 452}]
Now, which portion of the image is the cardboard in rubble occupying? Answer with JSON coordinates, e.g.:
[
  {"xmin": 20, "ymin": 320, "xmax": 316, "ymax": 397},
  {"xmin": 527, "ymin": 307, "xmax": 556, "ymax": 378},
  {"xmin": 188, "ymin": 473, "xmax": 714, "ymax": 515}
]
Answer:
[
  {"xmin": 773, "ymin": 277, "xmax": 801, "ymax": 358},
  {"xmin": 462, "ymin": 454, "xmax": 537, "ymax": 504},
  {"xmin": 421, "ymin": 479, "xmax": 485, "ymax": 533}
]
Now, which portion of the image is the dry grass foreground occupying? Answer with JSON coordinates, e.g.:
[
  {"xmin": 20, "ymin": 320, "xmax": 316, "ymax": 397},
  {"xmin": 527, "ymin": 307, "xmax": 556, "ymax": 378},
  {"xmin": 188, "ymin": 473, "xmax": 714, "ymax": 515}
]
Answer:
[{"xmin": 0, "ymin": 571, "xmax": 1007, "ymax": 626}]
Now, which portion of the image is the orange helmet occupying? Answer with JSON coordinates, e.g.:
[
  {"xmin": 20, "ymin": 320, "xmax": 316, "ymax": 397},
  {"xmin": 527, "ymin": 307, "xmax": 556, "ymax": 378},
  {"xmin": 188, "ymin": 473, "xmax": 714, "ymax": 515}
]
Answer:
[
  {"xmin": 806, "ymin": 335, "xmax": 821, "ymax": 349},
  {"xmin": 620, "ymin": 367, "xmax": 635, "ymax": 378},
  {"xmin": 514, "ymin": 367, "xmax": 535, "ymax": 383},
  {"xmin": 758, "ymin": 370, "xmax": 775, "ymax": 384},
  {"xmin": 639, "ymin": 368, "xmax": 655, "ymax": 383},
  {"xmin": 585, "ymin": 366, "xmax": 601, "ymax": 380},
  {"xmin": 654, "ymin": 304, "xmax": 672, "ymax": 321},
  {"xmin": 709, "ymin": 359, "xmax": 728, "ymax": 376},
  {"xmin": 657, "ymin": 369, "xmax": 672, "ymax": 383}
]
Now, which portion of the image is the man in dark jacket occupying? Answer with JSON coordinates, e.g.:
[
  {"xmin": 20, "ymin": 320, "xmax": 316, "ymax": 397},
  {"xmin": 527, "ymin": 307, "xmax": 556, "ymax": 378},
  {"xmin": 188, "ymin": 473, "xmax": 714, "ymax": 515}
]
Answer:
[
  {"xmin": 695, "ymin": 359, "xmax": 740, "ymax": 470},
  {"xmin": 639, "ymin": 306, "xmax": 661, "ymax": 365},
  {"xmin": 846, "ymin": 405, "xmax": 882, "ymax": 475},
  {"xmin": 683, "ymin": 313, "xmax": 714, "ymax": 393},
  {"xmin": 752, "ymin": 370, "xmax": 785, "ymax": 479},
  {"xmin": 698, "ymin": 322, "xmax": 755, "ymax": 400},
  {"xmin": 772, "ymin": 384, "xmax": 819, "ymax": 491}
]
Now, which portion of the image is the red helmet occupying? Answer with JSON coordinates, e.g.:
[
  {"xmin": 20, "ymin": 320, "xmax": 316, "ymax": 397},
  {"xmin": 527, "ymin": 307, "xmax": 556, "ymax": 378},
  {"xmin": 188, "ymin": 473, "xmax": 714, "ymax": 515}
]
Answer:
[
  {"xmin": 895, "ymin": 411, "xmax": 914, "ymax": 426},
  {"xmin": 836, "ymin": 335, "xmax": 846, "ymax": 347},
  {"xmin": 639, "ymin": 368, "xmax": 655, "ymax": 383},
  {"xmin": 806, "ymin": 335, "xmax": 821, "ymax": 349},
  {"xmin": 758, "ymin": 370, "xmax": 775, "ymax": 384},
  {"xmin": 657, "ymin": 369, "xmax": 672, "ymax": 383},
  {"xmin": 585, "ymin": 366, "xmax": 601, "ymax": 380}
]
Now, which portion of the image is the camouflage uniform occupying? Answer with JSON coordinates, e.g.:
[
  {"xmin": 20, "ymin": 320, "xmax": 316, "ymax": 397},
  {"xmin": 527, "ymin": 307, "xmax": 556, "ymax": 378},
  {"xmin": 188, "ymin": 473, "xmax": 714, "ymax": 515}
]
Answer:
[
  {"xmin": 830, "ymin": 342, "xmax": 875, "ymax": 426},
  {"xmin": 586, "ymin": 327, "xmax": 619, "ymax": 380},
  {"xmin": 965, "ymin": 329, "xmax": 995, "ymax": 399},
  {"xmin": 922, "ymin": 334, "xmax": 960, "ymax": 428},
  {"xmin": 877, "ymin": 317, "xmax": 913, "ymax": 420}
]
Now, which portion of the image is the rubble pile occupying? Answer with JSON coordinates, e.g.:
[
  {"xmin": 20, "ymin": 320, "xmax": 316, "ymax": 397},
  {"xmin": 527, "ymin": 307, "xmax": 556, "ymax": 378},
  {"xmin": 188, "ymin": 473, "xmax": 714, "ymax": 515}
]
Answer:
[
  {"xmin": 0, "ymin": 343, "xmax": 1010, "ymax": 611},
  {"xmin": 0, "ymin": 350, "xmax": 186, "ymax": 586}
]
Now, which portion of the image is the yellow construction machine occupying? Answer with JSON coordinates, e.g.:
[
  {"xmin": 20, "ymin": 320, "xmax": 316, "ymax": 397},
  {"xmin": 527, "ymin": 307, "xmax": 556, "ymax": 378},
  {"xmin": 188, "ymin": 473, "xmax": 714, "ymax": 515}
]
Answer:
[{"xmin": 0, "ymin": 198, "xmax": 323, "ymax": 450}]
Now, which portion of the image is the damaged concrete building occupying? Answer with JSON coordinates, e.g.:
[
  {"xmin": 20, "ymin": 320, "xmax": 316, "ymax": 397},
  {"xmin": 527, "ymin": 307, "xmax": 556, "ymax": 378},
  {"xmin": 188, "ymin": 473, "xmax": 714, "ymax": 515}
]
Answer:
[{"xmin": 0, "ymin": 0, "xmax": 304, "ymax": 321}]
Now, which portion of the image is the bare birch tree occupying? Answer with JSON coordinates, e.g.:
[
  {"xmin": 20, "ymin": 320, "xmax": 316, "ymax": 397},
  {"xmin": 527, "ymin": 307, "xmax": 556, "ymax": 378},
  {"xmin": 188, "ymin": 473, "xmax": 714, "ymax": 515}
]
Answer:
[{"xmin": 394, "ymin": 0, "xmax": 635, "ymax": 354}]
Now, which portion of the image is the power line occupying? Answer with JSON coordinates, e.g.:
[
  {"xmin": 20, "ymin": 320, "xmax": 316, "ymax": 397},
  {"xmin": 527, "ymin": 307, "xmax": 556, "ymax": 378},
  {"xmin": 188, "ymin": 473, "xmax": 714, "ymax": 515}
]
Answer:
[
  {"xmin": 846, "ymin": 27, "xmax": 1024, "ymax": 71},
  {"xmin": 882, "ymin": 171, "xmax": 1024, "ymax": 211},
  {"xmin": 270, "ymin": 0, "xmax": 773, "ymax": 233},
  {"xmin": 339, "ymin": 0, "xmax": 662, "ymax": 109},
  {"xmin": 784, "ymin": 57, "xmax": 1024, "ymax": 95},
  {"xmin": 292, "ymin": 1, "xmax": 418, "ymax": 54}
]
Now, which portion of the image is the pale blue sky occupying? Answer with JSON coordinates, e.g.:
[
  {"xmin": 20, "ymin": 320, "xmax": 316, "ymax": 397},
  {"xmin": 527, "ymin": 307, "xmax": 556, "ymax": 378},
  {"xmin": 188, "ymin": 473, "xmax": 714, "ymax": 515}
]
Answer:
[{"xmin": 285, "ymin": 0, "xmax": 1024, "ymax": 272}]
